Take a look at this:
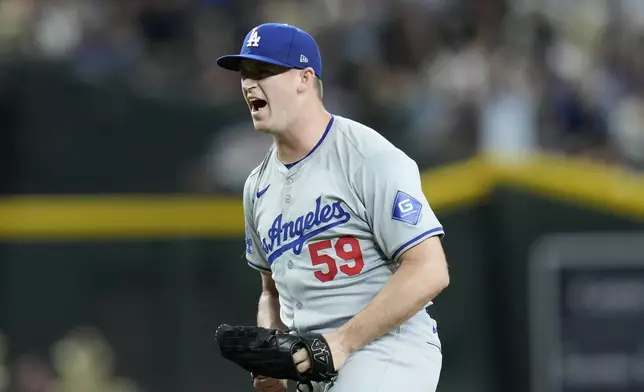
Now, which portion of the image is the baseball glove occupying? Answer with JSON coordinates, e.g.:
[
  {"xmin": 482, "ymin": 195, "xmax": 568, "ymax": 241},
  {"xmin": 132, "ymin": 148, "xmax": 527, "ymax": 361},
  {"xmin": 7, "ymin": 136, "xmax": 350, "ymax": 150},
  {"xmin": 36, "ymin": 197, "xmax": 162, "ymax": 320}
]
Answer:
[{"xmin": 215, "ymin": 324, "xmax": 337, "ymax": 383}]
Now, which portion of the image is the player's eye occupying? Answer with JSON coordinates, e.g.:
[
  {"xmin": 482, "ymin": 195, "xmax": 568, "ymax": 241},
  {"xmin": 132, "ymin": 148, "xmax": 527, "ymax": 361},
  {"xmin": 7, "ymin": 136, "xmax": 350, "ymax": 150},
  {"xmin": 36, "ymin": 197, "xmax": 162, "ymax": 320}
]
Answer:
[{"xmin": 241, "ymin": 65, "xmax": 287, "ymax": 80}]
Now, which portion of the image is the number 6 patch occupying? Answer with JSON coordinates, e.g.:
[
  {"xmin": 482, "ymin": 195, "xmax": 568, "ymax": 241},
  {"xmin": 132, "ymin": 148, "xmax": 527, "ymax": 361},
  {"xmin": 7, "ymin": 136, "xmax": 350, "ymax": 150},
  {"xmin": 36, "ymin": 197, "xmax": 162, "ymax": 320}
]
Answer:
[{"xmin": 392, "ymin": 191, "xmax": 422, "ymax": 225}]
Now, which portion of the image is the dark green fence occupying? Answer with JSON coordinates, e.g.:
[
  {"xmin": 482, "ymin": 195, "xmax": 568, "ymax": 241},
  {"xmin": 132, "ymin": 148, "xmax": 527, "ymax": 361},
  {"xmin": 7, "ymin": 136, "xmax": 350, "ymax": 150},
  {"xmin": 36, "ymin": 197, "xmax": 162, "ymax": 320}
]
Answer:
[{"xmin": 0, "ymin": 60, "xmax": 246, "ymax": 194}]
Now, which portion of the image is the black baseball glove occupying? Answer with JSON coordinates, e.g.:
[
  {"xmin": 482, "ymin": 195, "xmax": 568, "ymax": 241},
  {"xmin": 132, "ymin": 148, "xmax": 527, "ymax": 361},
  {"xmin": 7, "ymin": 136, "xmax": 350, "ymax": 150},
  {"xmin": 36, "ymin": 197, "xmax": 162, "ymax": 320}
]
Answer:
[{"xmin": 215, "ymin": 324, "xmax": 337, "ymax": 384}]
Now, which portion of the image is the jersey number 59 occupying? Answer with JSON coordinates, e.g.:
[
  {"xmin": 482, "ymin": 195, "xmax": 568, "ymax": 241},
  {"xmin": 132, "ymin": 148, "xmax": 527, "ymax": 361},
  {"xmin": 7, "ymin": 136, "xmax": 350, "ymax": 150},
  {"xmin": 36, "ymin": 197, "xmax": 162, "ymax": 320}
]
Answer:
[{"xmin": 308, "ymin": 236, "xmax": 364, "ymax": 282}]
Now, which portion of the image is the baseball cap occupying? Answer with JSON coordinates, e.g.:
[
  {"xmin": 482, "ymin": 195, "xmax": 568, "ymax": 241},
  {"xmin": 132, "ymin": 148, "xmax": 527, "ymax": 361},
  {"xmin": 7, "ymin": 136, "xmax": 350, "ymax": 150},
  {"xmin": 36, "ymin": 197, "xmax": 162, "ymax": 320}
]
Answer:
[{"xmin": 216, "ymin": 23, "xmax": 323, "ymax": 79}]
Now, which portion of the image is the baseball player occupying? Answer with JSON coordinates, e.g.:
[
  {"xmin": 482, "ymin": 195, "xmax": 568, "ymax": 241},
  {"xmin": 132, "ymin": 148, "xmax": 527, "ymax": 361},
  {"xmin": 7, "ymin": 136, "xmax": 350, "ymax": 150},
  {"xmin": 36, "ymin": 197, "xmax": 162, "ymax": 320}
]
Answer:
[{"xmin": 216, "ymin": 23, "xmax": 450, "ymax": 392}]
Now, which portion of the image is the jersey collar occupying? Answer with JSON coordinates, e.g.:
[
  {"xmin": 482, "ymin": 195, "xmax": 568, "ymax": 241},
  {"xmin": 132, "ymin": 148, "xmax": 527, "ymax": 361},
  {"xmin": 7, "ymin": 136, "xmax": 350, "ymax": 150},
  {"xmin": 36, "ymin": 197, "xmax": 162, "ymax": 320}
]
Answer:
[{"xmin": 277, "ymin": 115, "xmax": 334, "ymax": 172}]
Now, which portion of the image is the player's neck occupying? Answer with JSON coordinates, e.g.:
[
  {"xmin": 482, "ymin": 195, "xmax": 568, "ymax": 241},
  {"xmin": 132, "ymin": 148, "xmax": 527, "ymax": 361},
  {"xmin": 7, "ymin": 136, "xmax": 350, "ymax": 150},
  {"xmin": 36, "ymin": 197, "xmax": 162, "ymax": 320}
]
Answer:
[{"xmin": 274, "ymin": 106, "xmax": 331, "ymax": 166}]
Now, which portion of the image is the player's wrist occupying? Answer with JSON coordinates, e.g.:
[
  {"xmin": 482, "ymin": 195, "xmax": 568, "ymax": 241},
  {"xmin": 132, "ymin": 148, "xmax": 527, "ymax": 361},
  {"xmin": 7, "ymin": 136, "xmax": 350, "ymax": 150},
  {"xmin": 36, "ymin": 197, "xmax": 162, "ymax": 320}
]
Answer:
[{"xmin": 335, "ymin": 325, "xmax": 362, "ymax": 353}]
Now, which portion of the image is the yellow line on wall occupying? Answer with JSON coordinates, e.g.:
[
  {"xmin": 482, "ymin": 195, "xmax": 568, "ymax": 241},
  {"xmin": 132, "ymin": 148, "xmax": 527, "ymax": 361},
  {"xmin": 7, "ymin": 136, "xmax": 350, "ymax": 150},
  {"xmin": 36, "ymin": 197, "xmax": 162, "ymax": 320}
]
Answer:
[
  {"xmin": 0, "ymin": 196, "xmax": 243, "ymax": 239},
  {"xmin": 420, "ymin": 155, "xmax": 496, "ymax": 212},
  {"xmin": 494, "ymin": 154, "xmax": 644, "ymax": 219},
  {"xmin": 0, "ymin": 154, "xmax": 641, "ymax": 239}
]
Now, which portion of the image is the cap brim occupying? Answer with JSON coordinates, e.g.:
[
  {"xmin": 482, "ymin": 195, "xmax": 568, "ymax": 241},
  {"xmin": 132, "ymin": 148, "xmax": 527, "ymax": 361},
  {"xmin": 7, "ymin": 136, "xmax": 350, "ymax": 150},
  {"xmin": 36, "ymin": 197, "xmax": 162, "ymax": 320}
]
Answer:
[{"xmin": 216, "ymin": 54, "xmax": 294, "ymax": 72}]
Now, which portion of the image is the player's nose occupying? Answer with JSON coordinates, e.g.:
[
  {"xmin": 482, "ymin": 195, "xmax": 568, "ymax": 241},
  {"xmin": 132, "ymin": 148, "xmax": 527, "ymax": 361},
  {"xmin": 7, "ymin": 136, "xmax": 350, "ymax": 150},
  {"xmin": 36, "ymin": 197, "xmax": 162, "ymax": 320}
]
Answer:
[{"xmin": 241, "ymin": 77, "xmax": 259, "ymax": 91}]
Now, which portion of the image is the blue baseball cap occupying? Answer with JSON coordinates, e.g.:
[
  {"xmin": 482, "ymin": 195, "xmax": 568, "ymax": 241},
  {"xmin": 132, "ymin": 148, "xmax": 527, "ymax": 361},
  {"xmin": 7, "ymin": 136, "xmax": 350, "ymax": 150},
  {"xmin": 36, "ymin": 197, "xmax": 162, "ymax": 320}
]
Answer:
[{"xmin": 216, "ymin": 23, "xmax": 323, "ymax": 79}]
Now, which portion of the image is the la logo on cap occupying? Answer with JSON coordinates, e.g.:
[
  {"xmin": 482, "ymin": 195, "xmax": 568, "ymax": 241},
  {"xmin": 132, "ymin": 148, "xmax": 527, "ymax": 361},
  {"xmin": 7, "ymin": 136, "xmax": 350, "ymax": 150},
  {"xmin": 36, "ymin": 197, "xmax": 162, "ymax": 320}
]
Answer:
[{"xmin": 247, "ymin": 28, "xmax": 261, "ymax": 47}]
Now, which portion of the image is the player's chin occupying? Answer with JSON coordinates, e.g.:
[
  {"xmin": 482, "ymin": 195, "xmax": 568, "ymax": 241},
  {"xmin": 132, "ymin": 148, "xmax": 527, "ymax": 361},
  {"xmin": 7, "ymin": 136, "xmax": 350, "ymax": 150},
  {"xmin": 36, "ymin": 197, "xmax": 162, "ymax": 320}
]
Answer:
[
  {"xmin": 250, "ymin": 116, "xmax": 273, "ymax": 133},
  {"xmin": 251, "ymin": 119, "xmax": 272, "ymax": 133}
]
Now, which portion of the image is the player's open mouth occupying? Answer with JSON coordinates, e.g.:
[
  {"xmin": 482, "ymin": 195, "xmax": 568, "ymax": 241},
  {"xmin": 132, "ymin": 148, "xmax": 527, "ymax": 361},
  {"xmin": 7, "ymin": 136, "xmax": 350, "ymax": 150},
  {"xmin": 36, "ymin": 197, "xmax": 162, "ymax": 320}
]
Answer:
[{"xmin": 249, "ymin": 98, "xmax": 267, "ymax": 113}]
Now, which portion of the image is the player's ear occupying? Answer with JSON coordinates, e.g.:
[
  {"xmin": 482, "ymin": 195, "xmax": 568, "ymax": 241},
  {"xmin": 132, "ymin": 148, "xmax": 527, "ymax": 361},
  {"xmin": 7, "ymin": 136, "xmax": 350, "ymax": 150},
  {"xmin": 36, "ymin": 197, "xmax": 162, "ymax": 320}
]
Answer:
[{"xmin": 297, "ymin": 68, "xmax": 316, "ymax": 94}]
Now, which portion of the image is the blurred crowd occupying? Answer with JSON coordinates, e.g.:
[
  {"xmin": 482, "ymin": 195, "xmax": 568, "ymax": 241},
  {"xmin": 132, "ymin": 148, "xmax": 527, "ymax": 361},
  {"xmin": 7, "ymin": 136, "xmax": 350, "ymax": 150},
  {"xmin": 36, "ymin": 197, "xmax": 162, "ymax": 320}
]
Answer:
[
  {"xmin": 1, "ymin": 0, "xmax": 644, "ymax": 189},
  {"xmin": 0, "ymin": 328, "xmax": 141, "ymax": 392}
]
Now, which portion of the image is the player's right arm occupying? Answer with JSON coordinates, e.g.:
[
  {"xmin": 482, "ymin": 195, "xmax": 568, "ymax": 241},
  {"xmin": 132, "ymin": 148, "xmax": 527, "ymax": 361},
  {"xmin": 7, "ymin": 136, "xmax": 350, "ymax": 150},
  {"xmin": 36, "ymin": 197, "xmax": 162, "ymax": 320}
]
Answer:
[
  {"xmin": 253, "ymin": 272, "xmax": 288, "ymax": 392},
  {"xmin": 242, "ymin": 174, "xmax": 286, "ymax": 329},
  {"xmin": 243, "ymin": 174, "xmax": 288, "ymax": 392},
  {"xmin": 257, "ymin": 272, "xmax": 286, "ymax": 329}
]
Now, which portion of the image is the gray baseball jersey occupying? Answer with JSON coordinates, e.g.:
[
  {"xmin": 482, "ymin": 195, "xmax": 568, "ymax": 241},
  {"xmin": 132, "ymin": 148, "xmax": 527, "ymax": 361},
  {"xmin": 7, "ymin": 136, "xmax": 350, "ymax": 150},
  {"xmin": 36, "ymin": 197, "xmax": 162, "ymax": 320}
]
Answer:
[{"xmin": 242, "ymin": 113, "xmax": 444, "ymax": 343}]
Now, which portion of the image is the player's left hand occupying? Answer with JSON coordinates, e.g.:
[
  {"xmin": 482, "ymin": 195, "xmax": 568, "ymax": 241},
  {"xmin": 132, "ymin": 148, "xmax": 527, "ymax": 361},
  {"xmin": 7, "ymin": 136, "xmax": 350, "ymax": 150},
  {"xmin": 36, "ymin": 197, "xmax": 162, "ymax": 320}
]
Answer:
[{"xmin": 293, "ymin": 330, "xmax": 351, "ymax": 374}]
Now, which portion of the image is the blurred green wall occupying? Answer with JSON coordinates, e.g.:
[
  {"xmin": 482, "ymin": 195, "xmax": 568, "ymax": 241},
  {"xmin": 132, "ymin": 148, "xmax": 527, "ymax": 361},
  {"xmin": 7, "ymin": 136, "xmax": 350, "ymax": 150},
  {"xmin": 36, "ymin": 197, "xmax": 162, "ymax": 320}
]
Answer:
[{"xmin": 1, "ymin": 188, "xmax": 642, "ymax": 392}]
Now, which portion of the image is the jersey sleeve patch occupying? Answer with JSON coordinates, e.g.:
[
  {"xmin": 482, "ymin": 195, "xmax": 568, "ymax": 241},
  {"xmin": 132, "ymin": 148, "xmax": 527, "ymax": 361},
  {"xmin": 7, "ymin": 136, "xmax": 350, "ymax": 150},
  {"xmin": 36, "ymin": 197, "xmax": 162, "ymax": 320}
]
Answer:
[{"xmin": 392, "ymin": 191, "xmax": 422, "ymax": 225}]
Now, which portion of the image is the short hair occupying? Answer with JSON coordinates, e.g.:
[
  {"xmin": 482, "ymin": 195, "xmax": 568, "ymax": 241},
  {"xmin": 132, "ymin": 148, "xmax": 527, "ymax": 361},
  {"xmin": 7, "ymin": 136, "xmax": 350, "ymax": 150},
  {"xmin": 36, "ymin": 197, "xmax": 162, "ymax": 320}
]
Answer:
[{"xmin": 315, "ymin": 77, "xmax": 323, "ymax": 100}]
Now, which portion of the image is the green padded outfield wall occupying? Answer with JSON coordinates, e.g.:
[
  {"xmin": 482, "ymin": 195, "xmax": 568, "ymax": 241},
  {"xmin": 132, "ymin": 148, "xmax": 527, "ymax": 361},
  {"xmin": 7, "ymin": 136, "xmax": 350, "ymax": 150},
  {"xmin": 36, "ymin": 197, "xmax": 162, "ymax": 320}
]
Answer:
[{"xmin": 0, "ymin": 61, "xmax": 247, "ymax": 194}]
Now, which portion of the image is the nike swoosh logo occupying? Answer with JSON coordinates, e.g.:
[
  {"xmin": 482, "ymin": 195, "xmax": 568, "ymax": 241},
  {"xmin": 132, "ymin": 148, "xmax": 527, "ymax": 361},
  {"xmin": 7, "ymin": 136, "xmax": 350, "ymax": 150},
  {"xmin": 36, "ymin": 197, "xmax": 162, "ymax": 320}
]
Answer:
[{"xmin": 256, "ymin": 185, "xmax": 270, "ymax": 198}]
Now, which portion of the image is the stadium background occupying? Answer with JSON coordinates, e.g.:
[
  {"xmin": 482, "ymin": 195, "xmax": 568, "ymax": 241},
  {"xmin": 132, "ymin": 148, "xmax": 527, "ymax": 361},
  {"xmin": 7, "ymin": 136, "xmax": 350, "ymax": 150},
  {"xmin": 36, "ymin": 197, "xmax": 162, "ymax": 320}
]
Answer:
[{"xmin": 1, "ymin": 0, "xmax": 644, "ymax": 391}]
